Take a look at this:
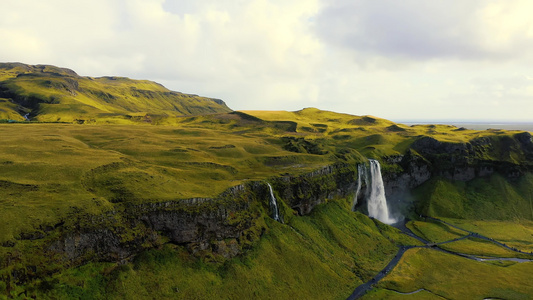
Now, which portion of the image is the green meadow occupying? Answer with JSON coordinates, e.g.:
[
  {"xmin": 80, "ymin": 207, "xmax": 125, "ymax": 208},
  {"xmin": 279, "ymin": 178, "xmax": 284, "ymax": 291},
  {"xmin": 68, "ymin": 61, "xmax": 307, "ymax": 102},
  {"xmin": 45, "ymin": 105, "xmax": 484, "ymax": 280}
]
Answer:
[
  {"xmin": 373, "ymin": 216, "xmax": 533, "ymax": 299},
  {"xmin": 371, "ymin": 247, "xmax": 533, "ymax": 300},
  {"xmin": 3, "ymin": 109, "xmax": 530, "ymax": 246},
  {"xmin": 441, "ymin": 219, "xmax": 533, "ymax": 253},
  {"xmin": 413, "ymin": 174, "xmax": 533, "ymax": 221}
]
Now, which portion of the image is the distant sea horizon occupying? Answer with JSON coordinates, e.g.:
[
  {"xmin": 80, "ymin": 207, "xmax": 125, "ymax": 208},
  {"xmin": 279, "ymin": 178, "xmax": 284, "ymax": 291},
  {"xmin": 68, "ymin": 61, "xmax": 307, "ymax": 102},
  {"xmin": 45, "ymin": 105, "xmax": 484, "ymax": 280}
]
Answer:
[{"xmin": 394, "ymin": 120, "xmax": 533, "ymax": 132}]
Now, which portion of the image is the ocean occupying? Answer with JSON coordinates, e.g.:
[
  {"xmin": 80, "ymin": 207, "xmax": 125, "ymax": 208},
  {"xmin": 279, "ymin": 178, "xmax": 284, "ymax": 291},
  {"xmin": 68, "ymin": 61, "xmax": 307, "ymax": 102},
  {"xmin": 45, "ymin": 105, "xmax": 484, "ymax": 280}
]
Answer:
[{"xmin": 399, "ymin": 122, "xmax": 533, "ymax": 132}]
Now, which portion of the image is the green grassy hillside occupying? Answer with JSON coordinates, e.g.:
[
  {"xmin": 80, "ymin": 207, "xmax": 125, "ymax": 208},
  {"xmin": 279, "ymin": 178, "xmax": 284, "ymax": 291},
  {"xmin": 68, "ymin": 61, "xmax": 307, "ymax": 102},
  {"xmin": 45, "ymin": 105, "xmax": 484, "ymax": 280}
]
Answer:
[
  {"xmin": 1, "ymin": 110, "xmax": 529, "ymax": 244},
  {"xmin": 22, "ymin": 200, "xmax": 417, "ymax": 299},
  {"xmin": 0, "ymin": 122, "xmax": 330, "ymax": 243},
  {"xmin": 0, "ymin": 82, "xmax": 532, "ymax": 299},
  {"xmin": 0, "ymin": 63, "xmax": 231, "ymax": 123},
  {"xmin": 371, "ymin": 247, "xmax": 533, "ymax": 300},
  {"xmin": 413, "ymin": 173, "xmax": 533, "ymax": 220}
]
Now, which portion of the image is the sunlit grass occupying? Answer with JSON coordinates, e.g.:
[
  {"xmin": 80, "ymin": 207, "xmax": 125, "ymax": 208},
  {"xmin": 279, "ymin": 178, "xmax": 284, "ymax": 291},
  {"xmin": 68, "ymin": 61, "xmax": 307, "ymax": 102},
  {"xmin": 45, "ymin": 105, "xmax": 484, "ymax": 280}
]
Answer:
[
  {"xmin": 0, "ymin": 64, "xmax": 231, "ymax": 123},
  {"xmin": 441, "ymin": 219, "xmax": 533, "ymax": 253},
  {"xmin": 414, "ymin": 174, "xmax": 533, "ymax": 221},
  {"xmin": 406, "ymin": 220, "xmax": 467, "ymax": 243},
  {"xmin": 439, "ymin": 237, "xmax": 530, "ymax": 258},
  {"xmin": 374, "ymin": 248, "xmax": 533, "ymax": 300},
  {"xmin": 0, "ymin": 123, "xmax": 334, "ymax": 244}
]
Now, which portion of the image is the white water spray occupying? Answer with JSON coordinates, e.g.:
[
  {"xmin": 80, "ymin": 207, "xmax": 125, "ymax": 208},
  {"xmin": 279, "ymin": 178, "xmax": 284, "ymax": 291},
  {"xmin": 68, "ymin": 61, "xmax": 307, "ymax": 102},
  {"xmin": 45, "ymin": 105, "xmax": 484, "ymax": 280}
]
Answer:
[
  {"xmin": 367, "ymin": 159, "xmax": 397, "ymax": 224},
  {"xmin": 267, "ymin": 183, "xmax": 281, "ymax": 222}
]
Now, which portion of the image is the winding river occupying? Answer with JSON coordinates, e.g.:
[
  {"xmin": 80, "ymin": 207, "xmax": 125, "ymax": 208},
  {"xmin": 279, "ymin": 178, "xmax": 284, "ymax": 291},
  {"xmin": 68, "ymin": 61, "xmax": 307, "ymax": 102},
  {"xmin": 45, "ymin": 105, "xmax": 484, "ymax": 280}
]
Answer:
[{"xmin": 346, "ymin": 217, "xmax": 533, "ymax": 299}]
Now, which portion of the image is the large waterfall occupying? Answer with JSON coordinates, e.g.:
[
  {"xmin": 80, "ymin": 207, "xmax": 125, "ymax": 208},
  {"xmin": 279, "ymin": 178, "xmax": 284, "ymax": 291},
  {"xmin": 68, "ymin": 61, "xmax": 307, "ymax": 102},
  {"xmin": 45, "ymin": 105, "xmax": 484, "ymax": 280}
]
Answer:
[
  {"xmin": 367, "ymin": 159, "xmax": 397, "ymax": 224},
  {"xmin": 354, "ymin": 159, "xmax": 397, "ymax": 224},
  {"xmin": 267, "ymin": 183, "xmax": 281, "ymax": 222}
]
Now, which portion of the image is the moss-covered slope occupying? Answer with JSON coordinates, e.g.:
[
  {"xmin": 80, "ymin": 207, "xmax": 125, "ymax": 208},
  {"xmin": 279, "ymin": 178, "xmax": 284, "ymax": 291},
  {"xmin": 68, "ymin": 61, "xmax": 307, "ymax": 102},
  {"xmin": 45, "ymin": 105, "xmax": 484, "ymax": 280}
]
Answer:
[{"xmin": 413, "ymin": 173, "xmax": 533, "ymax": 220}]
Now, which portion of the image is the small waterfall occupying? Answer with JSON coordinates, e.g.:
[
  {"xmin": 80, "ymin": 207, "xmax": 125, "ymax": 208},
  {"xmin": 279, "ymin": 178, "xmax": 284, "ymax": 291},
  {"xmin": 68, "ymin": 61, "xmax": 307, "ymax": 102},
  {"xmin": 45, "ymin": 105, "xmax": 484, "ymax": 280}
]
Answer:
[
  {"xmin": 267, "ymin": 183, "xmax": 281, "ymax": 222},
  {"xmin": 351, "ymin": 164, "xmax": 365, "ymax": 211},
  {"xmin": 367, "ymin": 159, "xmax": 397, "ymax": 224},
  {"xmin": 23, "ymin": 113, "xmax": 30, "ymax": 121}
]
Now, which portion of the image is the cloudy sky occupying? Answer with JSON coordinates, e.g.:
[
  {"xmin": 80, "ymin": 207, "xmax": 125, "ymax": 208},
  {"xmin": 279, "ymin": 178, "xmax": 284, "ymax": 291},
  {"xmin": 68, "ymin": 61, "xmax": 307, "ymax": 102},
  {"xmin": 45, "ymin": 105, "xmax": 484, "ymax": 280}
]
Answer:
[{"xmin": 2, "ymin": 0, "xmax": 533, "ymax": 121}]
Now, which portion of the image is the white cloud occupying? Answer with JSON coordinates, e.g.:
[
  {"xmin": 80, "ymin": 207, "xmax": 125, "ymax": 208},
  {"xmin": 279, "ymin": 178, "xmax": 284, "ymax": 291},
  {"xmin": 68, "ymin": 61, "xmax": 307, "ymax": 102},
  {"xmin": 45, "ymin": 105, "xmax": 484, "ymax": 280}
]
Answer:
[
  {"xmin": 1, "ymin": 0, "xmax": 532, "ymax": 121},
  {"xmin": 315, "ymin": 0, "xmax": 533, "ymax": 63}
]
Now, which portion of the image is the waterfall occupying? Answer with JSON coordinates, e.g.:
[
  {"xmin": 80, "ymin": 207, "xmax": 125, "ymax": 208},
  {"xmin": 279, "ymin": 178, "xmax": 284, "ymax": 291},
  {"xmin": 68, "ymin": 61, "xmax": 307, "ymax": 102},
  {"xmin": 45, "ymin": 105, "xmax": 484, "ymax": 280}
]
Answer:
[
  {"xmin": 267, "ymin": 183, "xmax": 281, "ymax": 222},
  {"xmin": 367, "ymin": 159, "xmax": 397, "ymax": 224},
  {"xmin": 351, "ymin": 164, "xmax": 365, "ymax": 211}
]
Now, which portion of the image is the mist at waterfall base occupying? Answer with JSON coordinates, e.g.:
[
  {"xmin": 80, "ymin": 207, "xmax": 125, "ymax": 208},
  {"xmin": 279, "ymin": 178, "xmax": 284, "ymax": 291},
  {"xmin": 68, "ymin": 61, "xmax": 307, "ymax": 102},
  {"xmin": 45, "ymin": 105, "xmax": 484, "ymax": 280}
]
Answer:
[{"xmin": 352, "ymin": 159, "xmax": 401, "ymax": 225}]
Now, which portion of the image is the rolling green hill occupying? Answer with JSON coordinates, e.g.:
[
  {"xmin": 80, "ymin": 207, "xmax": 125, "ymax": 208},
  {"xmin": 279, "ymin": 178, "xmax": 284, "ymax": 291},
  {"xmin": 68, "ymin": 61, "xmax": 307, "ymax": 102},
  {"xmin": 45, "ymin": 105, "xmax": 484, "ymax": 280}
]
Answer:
[{"xmin": 0, "ymin": 63, "xmax": 231, "ymax": 123}]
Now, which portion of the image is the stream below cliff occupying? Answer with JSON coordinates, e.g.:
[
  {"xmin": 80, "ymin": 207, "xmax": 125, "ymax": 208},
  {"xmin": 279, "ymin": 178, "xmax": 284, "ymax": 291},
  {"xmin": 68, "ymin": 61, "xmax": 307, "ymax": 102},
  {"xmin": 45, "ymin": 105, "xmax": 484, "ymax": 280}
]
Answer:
[{"xmin": 346, "ymin": 218, "xmax": 533, "ymax": 299}]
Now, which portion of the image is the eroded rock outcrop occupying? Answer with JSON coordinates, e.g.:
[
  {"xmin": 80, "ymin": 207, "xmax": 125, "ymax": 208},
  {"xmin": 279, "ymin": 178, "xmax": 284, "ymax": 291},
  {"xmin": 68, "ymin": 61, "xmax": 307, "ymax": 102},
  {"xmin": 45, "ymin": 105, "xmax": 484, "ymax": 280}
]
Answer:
[
  {"xmin": 31, "ymin": 164, "xmax": 356, "ymax": 274},
  {"xmin": 355, "ymin": 133, "xmax": 533, "ymax": 218},
  {"xmin": 271, "ymin": 164, "xmax": 356, "ymax": 215},
  {"xmin": 409, "ymin": 133, "xmax": 533, "ymax": 180}
]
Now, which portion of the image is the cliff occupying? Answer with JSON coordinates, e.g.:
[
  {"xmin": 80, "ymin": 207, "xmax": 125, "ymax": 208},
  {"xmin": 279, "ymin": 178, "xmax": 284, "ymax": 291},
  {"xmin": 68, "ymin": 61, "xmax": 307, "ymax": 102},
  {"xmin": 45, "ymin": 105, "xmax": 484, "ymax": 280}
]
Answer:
[
  {"xmin": 1, "ymin": 164, "xmax": 357, "ymax": 288},
  {"xmin": 349, "ymin": 131, "xmax": 533, "ymax": 220}
]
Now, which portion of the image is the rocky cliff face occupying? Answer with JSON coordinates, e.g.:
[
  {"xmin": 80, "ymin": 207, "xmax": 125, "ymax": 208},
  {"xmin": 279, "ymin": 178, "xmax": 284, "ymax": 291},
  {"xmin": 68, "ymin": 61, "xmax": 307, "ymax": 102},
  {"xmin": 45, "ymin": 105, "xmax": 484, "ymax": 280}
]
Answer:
[
  {"xmin": 1, "ymin": 164, "xmax": 358, "ymax": 286},
  {"xmin": 271, "ymin": 164, "xmax": 356, "ymax": 215},
  {"xmin": 382, "ymin": 152, "xmax": 432, "ymax": 214},
  {"xmin": 410, "ymin": 132, "xmax": 533, "ymax": 179},
  {"xmin": 48, "ymin": 185, "xmax": 258, "ymax": 265},
  {"xmin": 353, "ymin": 132, "xmax": 533, "ymax": 218},
  {"xmin": 49, "ymin": 164, "xmax": 357, "ymax": 264}
]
